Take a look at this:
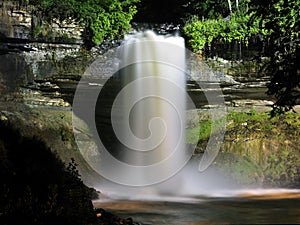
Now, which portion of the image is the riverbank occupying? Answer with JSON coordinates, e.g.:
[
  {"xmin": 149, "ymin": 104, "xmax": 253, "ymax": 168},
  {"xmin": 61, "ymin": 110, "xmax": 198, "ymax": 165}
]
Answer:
[
  {"xmin": 1, "ymin": 99, "xmax": 299, "ymax": 189},
  {"xmin": 1, "ymin": 98, "xmax": 299, "ymax": 224},
  {"xmin": 187, "ymin": 104, "xmax": 300, "ymax": 188}
]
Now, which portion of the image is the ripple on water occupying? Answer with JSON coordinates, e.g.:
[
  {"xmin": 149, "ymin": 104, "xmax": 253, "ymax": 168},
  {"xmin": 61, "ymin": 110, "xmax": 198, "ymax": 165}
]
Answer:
[{"xmin": 93, "ymin": 188, "xmax": 300, "ymax": 225}]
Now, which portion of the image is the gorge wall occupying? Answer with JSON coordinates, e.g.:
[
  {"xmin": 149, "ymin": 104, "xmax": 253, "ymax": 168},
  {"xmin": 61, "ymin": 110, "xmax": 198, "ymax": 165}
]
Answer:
[
  {"xmin": 0, "ymin": 0, "xmax": 83, "ymax": 40},
  {"xmin": 1, "ymin": 1, "xmax": 298, "ymax": 189}
]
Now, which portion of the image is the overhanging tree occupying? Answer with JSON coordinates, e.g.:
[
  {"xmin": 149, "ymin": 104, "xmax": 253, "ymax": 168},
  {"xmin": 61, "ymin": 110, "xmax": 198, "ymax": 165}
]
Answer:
[{"xmin": 250, "ymin": 0, "xmax": 300, "ymax": 114}]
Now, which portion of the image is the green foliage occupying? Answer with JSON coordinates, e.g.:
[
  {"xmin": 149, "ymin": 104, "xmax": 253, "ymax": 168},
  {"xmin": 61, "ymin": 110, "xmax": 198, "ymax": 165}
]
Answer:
[
  {"xmin": 186, "ymin": 119, "xmax": 212, "ymax": 144},
  {"xmin": 186, "ymin": 109, "xmax": 271, "ymax": 145},
  {"xmin": 0, "ymin": 120, "xmax": 98, "ymax": 225},
  {"xmin": 265, "ymin": 150, "xmax": 300, "ymax": 187},
  {"xmin": 183, "ymin": 13, "xmax": 260, "ymax": 51},
  {"xmin": 186, "ymin": 115, "xmax": 226, "ymax": 144},
  {"xmin": 184, "ymin": 0, "xmax": 299, "ymax": 112},
  {"xmin": 183, "ymin": 17, "xmax": 219, "ymax": 51},
  {"xmin": 283, "ymin": 112, "xmax": 300, "ymax": 128},
  {"xmin": 77, "ymin": 0, "xmax": 139, "ymax": 46},
  {"xmin": 249, "ymin": 0, "xmax": 300, "ymax": 112},
  {"xmin": 227, "ymin": 108, "xmax": 268, "ymax": 124},
  {"xmin": 27, "ymin": 0, "xmax": 139, "ymax": 47}
]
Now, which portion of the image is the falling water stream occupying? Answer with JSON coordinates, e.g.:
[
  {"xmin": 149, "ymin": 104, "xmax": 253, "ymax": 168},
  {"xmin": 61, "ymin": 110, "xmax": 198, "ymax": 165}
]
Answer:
[{"xmin": 72, "ymin": 30, "xmax": 300, "ymax": 224}]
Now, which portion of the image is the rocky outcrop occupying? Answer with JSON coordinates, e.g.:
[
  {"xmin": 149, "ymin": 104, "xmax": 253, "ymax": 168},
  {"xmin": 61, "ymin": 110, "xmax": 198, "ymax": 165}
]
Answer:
[
  {"xmin": 1, "ymin": 3, "xmax": 297, "ymax": 191},
  {"xmin": 0, "ymin": 0, "xmax": 83, "ymax": 41},
  {"xmin": 215, "ymin": 110, "xmax": 300, "ymax": 188},
  {"xmin": 0, "ymin": 1, "xmax": 31, "ymax": 38},
  {"xmin": 0, "ymin": 1, "xmax": 92, "ymax": 108},
  {"xmin": 187, "ymin": 106, "xmax": 300, "ymax": 188},
  {"xmin": 0, "ymin": 42, "xmax": 90, "ymax": 107},
  {"xmin": 0, "ymin": 101, "xmax": 102, "ymax": 188}
]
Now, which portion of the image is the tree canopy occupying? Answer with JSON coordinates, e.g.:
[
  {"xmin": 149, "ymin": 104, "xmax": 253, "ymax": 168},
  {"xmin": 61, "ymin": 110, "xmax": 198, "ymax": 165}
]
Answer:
[
  {"xmin": 27, "ymin": 0, "xmax": 140, "ymax": 48},
  {"xmin": 183, "ymin": 0, "xmax": 299, "ymax": 113},
  {"xmin": 250, "ymin": 0, "xmax": 300, "ymax": 113}
]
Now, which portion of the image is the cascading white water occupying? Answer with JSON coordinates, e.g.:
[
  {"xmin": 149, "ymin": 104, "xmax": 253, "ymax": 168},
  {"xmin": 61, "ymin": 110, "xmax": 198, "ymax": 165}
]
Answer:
[
  {"xmin": 110, "ymin": 30, "xmax": 192, "ymax": 186},
  {"xmin": 73, "ymin": 29, "xmax": 229, "ymax": 198},
  {"xmin": 73, "ymin": 30, "xmax": 300, "ymax": 225}
]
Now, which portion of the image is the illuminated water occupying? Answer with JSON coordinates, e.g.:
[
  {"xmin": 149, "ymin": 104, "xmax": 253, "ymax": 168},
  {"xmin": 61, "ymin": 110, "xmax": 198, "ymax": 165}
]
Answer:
[
  {"xmin": 89, "ymin": 30, "xmax": 229, "ymax": 195},
  {"xmin": 109, "ymin": 30, "xmax": 191, "ymax": 186},
  {"xmin": 93, "ymin": 188, "xmax": 300, "ymax": 224},
  {"xmin": 74, "ymin": 30, "xmax": 300, "ymax": 224}
]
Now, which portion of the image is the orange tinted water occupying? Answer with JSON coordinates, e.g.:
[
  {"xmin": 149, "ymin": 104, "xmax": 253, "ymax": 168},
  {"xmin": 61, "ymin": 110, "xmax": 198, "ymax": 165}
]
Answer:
[{"xmin": 93, "ymin": 189, "xmax": 300, "ymax": 225}]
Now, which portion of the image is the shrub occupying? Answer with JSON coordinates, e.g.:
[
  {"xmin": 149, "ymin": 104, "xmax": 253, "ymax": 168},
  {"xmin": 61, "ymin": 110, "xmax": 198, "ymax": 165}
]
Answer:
[{"xmin": 0, "ymin": 120, "xmax": 98, "ymax": 225}]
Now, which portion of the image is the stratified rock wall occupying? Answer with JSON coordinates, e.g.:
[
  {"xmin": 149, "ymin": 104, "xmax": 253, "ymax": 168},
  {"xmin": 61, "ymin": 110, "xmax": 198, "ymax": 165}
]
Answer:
[{"xmin": 0, "ymin": 0, "xmax": 83, "ymax": 41}]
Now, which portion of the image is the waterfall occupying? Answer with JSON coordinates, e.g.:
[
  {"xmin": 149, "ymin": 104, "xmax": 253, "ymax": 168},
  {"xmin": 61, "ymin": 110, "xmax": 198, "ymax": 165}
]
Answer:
[
  {"xmin": 72, "ymin": 29, "xmax": 228, "ymax": 197},
  {"xmin": 108, "ymin": 30, "xmax": 193, "ymax": 186}
]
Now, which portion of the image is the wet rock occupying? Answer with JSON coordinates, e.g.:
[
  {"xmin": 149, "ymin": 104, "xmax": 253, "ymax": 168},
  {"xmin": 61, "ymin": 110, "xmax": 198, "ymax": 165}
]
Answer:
[{"xmin": 94, "ymin": 208, "xmax": 141, "ymax": 225}]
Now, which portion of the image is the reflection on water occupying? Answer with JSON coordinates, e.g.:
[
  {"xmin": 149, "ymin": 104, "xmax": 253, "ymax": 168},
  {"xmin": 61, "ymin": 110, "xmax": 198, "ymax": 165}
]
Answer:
[{"xmin": 93, "ymin": 189, "xmax": 300, "ymax": 225}]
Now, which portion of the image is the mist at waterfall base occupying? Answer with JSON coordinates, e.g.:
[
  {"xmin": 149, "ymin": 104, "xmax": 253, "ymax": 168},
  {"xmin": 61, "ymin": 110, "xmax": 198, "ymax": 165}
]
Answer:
[
  {"xmin": 73, "ymin": 29, "xmax": 238, "ymax": 201},
  {"xmin": 95, "ymin": 159, "xmax": 240, "ymax": 201},
  {"xmin": 73, "ymin": 30, "xmax": 298, "ymax": 203},
  {"xmin": 70, "ymin": 30, "xmax": 300, "ymax": 225}
]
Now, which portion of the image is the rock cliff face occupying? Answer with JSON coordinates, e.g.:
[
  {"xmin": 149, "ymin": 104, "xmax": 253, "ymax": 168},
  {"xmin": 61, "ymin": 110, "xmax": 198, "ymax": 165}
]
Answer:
[
  {"xmin": 0, "ymin": 1, "xmax": 31, "ymax": 38},
  {"xmin": 1, "ymin": 3, "xmax": 298, "ymax": 190},
  {"xmin": 220, "ymin": 124, "xmax": 300, "ymax": 188},
  {"xmin": 0, "ymin": 1, "xmax": 116, "ymax": 189},
  {"xmin": 0, "ymin": 0, "xmax": 83, "ymax": 40},
  {"xmin": 0, "ymin": 2, "xmax": 93, "ymax": 186},
  {"xmin": 0, "ymin": 0, "xmax": 90, "ymax": 108},
  {"xmin": 0, "ymin": 42, "xmax": 89, "ymax": 107}
]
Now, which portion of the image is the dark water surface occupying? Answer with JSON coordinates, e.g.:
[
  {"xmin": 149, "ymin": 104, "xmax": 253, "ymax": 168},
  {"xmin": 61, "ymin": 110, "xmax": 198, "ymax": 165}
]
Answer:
[{"xmin": 93, "ymin": 190, "xmax": 300, "ymax": 225}]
